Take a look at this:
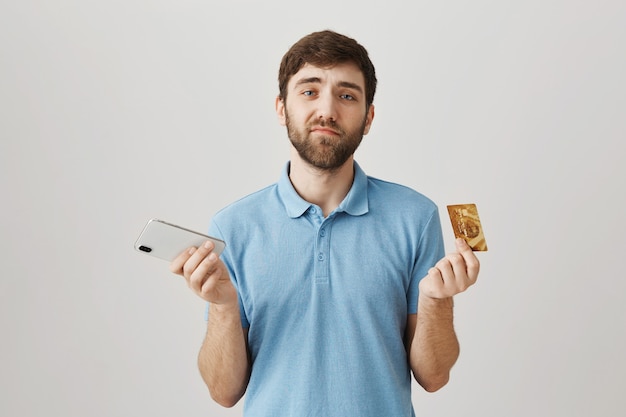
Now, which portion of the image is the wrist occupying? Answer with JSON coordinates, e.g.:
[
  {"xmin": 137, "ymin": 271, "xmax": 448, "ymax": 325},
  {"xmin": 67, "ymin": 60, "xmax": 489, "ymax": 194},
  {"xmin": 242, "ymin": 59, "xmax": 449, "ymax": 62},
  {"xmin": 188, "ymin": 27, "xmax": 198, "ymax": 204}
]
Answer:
[
  {"xmin": 418, "ymin": 293, "xmax": 455, "ymax": 316},
  {"xmin": 209, "ymin": 301, "xmax": 240, "ymax": 317}
]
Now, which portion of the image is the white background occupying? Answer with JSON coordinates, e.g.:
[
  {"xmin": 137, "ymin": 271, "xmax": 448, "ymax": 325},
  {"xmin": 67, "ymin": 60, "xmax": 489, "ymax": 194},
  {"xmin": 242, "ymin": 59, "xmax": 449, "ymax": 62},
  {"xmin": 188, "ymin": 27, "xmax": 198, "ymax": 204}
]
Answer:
[{"xmin": 1, "ymin": 1, "xmax": 625, "ymax": 416}]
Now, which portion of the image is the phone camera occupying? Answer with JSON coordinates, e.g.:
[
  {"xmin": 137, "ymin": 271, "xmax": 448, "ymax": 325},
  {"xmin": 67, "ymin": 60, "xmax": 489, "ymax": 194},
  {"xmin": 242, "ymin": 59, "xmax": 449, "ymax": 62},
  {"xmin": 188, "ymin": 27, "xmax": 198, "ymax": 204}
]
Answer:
[{"xmin": 138, "ymin": 245, "xmax": 152, "ymax": 253}]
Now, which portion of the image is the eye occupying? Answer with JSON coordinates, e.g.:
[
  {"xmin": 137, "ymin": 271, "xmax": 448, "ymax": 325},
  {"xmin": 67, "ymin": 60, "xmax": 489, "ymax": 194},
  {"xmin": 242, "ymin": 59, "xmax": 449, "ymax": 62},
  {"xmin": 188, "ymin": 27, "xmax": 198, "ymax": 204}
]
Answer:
[
  {"xmin": 340, "ymin": 94, "xmax": 355, "ymax": 101},
  {"xmin": 303, "ymin": 90, "xmax": 316, "ymax": 97}
]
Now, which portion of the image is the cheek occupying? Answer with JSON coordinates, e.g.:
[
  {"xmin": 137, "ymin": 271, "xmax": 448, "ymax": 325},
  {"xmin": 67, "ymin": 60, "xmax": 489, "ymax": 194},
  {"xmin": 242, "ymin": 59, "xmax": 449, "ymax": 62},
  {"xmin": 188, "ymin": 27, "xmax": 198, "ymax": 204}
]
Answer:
[{"xmin": 285, "ymin": 107, "xmax": 310, "ymax": 128}]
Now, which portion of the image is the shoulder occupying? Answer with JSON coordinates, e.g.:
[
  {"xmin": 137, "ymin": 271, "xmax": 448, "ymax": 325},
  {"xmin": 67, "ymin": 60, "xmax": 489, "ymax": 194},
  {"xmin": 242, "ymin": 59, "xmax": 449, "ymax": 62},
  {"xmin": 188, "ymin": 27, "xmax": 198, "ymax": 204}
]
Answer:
[
  {"xmin": 366, "ymin": 175, "xmax": 438, "ymax": 214},
  {"xmin": 213, "ymin": 183, "xmax": 279, "ymax": 221},
  {"xmin": 209, "ymin": 183, "xmax": 282, "ymax": 243}
]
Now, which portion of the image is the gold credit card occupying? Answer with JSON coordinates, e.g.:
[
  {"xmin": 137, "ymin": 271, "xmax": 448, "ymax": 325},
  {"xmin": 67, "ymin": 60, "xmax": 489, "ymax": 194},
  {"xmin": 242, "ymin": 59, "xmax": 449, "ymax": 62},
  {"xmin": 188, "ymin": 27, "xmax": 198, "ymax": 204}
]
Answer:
[{"xmin": 447, "ymin": 204, "xmax": 488, "ymax": 251}]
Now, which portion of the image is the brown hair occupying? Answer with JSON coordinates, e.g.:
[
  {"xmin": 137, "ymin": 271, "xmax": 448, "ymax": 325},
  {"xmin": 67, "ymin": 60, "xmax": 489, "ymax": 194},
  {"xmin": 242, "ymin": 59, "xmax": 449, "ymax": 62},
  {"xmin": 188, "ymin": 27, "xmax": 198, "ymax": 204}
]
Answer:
[{"xmin": 278, "ymin": 30, "xmax": 377, "ymax": 107}]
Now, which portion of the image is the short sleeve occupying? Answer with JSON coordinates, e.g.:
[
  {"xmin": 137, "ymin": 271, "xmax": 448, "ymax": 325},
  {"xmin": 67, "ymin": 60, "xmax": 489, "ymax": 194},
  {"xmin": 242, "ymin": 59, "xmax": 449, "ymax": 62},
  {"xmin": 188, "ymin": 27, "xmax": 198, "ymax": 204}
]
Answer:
[{"xmin": 406, "ymin": 207, "xmax": 445, "ymax": 314}]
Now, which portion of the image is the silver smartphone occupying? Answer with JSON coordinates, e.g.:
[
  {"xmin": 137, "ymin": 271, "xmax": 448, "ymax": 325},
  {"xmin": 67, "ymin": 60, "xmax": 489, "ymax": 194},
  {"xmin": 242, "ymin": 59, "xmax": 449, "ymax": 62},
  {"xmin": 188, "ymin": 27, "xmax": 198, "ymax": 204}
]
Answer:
[{"xmin": 134, "ymin": 219, "xmax": 226, "ymax": 262}]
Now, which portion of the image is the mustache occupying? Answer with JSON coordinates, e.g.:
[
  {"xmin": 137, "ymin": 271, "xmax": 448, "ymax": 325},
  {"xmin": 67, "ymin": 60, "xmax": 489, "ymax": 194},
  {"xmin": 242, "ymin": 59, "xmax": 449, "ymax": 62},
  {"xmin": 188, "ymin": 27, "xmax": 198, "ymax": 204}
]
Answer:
[
  {"xmin": 309, "ymin": 119, "xmax": 344, "ymax": 134},
  {"xmin": 317, "ymin": 119, "xmax": 337, "ymax": 128}
]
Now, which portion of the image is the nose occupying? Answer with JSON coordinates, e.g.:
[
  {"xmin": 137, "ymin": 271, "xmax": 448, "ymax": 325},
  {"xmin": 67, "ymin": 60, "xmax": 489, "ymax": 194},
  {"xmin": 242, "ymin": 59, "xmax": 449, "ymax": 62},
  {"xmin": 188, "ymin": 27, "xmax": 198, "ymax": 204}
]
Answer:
[{"xmin": 316, "ymin": 93, "xmax": 337, "ymax": 121}]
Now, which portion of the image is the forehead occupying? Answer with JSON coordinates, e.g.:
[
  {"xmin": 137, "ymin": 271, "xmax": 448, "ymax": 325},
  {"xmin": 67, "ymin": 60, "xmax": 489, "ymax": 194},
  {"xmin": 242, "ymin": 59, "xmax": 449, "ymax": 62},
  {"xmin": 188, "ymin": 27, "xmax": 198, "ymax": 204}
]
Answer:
[{"xmin": 288, "ymin": 62, "xmax": 366, "ymax": 89}]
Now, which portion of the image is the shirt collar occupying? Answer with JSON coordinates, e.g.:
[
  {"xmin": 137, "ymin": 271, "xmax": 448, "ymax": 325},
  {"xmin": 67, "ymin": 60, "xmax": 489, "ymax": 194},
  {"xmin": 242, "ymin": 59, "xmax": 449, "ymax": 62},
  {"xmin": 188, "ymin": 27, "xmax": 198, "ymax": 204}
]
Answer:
[{"xmin": 277, "ymin": 161, "xmax": 369, "ymax": 219}]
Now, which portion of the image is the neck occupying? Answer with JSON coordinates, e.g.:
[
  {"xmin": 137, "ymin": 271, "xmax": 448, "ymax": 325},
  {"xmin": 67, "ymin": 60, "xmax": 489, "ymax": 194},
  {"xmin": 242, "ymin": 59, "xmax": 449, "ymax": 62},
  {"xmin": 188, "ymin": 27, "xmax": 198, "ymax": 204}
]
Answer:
[{"xmin": 288, "ymin": 150, "xmax": 355, "ymax": 217}]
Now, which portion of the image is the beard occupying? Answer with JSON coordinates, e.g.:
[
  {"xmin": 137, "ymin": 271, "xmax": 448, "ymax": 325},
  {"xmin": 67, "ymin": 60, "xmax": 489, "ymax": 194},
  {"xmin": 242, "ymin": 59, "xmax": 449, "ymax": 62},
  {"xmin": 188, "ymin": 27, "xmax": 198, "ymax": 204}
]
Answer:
[{"xmin": 285, "ymin": 110, "xmax": 367, "ymax": 171}]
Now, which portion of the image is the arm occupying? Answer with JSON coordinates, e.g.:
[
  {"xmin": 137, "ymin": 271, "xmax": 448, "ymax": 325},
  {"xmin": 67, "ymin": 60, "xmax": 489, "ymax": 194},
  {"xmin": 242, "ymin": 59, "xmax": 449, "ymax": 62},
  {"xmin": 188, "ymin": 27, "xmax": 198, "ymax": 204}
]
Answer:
[
  {"xmin": 405, "ymin": 298, "xmax": 458, "ymax": 392},
  {"xmin": 170, "ymin": 240, "xmax": 250, "ymax": 407},
  {"xmin": 198, "ymin": 303, "xmax": 250, "ymax": 407},
  {"xmin": 406, "ymin": 238, "xmax": 479, "ymax": 392}
]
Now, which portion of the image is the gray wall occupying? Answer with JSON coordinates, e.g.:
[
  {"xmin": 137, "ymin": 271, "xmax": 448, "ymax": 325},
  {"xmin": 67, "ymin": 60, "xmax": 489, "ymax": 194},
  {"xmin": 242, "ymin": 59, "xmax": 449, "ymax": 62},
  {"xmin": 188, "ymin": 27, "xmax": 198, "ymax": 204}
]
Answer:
[{"xmin": 1, "ymin": 1, "xmax": 625, "ymax": 416}]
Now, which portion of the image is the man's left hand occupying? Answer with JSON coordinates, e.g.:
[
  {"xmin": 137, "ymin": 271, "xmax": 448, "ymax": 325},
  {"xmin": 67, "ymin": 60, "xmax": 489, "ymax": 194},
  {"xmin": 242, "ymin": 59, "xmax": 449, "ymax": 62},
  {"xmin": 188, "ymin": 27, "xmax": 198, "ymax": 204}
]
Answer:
[{"xmin": 419, "ymin": 238, "xmax": 480, "ymax": 299}]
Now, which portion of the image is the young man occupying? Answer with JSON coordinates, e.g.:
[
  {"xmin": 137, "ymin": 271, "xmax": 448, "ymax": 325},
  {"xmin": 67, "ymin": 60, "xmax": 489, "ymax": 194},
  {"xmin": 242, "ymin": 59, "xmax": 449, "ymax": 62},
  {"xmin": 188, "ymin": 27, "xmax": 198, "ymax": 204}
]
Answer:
[{"xmin": 170, "ymin": 30, "xmax": 479, "ymax": 416}]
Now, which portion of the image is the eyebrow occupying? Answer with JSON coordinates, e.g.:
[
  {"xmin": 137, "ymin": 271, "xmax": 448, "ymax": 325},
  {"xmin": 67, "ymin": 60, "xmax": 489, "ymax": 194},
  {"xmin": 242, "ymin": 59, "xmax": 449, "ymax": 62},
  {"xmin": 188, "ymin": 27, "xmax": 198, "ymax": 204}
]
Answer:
[{"xmin": 294, "ymin": 77, "xmax": 364, "ymax": 93}]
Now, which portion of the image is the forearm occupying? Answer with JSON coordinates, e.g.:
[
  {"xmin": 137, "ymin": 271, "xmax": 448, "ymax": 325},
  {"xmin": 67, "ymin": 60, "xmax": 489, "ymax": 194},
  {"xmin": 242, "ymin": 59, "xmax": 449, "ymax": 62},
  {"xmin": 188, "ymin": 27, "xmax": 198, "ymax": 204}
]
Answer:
[
  {"xmin": 409, "ymin": 294, "xmax": 459, "ymax": 392},
  {"xmin": 198, "ymin": 303, "xmax": 250, "ymax": 407}
]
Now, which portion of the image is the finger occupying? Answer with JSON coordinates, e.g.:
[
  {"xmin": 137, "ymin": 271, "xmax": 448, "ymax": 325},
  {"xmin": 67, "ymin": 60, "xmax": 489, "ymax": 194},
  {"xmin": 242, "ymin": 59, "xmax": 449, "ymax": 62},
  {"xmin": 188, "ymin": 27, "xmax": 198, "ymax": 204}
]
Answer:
[
  {"xmin": 437, "ymin": 253, "xmax": 473, "ymax": 294},
  {"xmin": 182, "ymin": 240, "xmax": 217, "ymax": 278},
  {"xmin": 170, "ymin": 246, "xmax": 197, "ymax": 275},
  {"xmin": 435, "ymin": 256, "xmax": 456, "ymax": 281},
  {"xmin": 455, "ymin": 238, "xmax": 480, "ymax": 281},
  {"xmin": 423, "ymin": 266, "xmax": 445, "ymax": 296},
  {"xmin": 427, "ymin": 265, "xmax": 442, "ymax": 280},
  {"xmin": 188, "ymin": 252, "xmax": 219, "ymax": 293},
  {"xmin": 446, "ymin": 252, "xmax": 468, "ymax": 278},
  {"xmin": 199, "ymin": 254, "xmax": 221, "ymax": 293}
]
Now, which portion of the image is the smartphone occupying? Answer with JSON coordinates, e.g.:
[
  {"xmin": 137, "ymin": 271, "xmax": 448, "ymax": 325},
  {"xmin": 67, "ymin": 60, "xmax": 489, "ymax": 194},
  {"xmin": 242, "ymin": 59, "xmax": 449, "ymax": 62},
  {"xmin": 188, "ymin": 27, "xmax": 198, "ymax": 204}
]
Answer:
[{"xmin": 134, "ymin": 219, "xmax": 226, "ymax": 262}]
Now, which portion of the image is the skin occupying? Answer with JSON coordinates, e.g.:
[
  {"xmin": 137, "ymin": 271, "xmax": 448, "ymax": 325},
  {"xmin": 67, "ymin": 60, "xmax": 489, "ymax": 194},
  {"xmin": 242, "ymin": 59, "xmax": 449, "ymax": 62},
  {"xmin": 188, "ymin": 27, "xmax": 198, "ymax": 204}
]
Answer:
[
  {"xmin": 170, "ymin": 242, "xmax": 249, "ymax": 407},
  {"xmin": 275, "ymin": 62, "xmax": 374, "ymax": 216},
  {"xmin": 170, "ymin": 61, "xmax": 479, "ymax": 406}
]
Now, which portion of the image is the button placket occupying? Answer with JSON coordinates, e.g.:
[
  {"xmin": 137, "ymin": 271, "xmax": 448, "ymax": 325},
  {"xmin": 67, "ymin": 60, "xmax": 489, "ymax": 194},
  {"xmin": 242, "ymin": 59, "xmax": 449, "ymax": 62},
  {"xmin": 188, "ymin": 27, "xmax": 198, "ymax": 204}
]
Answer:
[{"xmin": 314, "ymin": 217, "xmax": 332, "ymax": 283}]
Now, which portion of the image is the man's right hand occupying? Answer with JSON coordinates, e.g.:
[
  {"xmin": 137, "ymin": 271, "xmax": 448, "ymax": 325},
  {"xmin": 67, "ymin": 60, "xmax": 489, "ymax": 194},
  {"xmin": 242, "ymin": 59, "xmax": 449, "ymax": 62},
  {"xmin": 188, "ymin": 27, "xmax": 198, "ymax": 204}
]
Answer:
[{"xmin": 170, "ymin": 240, "xmax": 237, "ymax": 305}]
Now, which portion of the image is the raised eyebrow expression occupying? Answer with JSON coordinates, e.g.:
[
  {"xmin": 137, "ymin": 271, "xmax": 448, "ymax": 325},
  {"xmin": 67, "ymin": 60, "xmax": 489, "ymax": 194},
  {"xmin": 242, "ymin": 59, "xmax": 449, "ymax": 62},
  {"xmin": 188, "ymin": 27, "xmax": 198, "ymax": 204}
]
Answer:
[{"xmin": 294, "ymin": 77, "xmax": 364, "ymax": 98}]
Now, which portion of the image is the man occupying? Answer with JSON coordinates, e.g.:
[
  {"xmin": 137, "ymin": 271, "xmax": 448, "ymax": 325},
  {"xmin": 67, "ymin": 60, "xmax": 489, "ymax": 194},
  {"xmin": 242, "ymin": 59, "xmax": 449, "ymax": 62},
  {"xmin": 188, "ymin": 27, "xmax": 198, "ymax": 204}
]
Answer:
[{"xmin": 170, "ymin": 30, "xmax": 479, "ymax": 416}]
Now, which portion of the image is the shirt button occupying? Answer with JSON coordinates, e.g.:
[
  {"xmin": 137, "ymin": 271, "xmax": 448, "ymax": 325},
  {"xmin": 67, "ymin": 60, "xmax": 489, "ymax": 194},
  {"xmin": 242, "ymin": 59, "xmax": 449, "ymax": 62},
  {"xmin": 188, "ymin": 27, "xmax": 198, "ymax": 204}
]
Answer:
[
  {"xmin": 317, "ymin": 253, "xmax": 324, "ymax": 261},
  {"xmin": 320, "ymin": 229, "xmax": 326, "ymax": 237}
]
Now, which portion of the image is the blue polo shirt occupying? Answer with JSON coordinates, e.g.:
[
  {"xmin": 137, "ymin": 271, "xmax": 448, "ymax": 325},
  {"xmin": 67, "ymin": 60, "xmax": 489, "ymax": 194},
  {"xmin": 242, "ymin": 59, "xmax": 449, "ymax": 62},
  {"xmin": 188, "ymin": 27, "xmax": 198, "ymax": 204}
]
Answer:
[{"xmin": 208, "ymin": 161, "xmax": 444, "ymax": 417}]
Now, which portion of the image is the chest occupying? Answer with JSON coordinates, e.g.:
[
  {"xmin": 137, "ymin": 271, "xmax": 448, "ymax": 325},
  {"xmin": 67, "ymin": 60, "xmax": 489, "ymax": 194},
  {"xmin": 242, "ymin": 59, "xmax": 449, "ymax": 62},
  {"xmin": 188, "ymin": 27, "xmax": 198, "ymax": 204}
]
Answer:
[{"xmin": 234, "ymin": 214, "xmax": 416, "ymax": 328}]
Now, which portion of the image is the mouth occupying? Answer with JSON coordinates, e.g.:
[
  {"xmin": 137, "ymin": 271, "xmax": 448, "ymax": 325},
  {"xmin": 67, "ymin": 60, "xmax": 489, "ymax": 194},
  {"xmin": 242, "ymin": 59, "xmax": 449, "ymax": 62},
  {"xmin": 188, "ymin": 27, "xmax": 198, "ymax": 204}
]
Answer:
[{"xmin": 310, "ymin": 126, "xmax": 340, "ymax": 136}]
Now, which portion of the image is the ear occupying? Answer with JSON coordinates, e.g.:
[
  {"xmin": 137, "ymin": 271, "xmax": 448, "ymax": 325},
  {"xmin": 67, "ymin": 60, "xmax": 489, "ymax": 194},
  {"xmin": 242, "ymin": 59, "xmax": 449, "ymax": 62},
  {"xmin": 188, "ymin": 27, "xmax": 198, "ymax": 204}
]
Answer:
[
  {"xmin": 275, "ymin": 96, "xmax": 286, "ymax": 126},
  {"xmin": 362, "ymin": 104, "xmax": 375, "ymax": 135}
]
